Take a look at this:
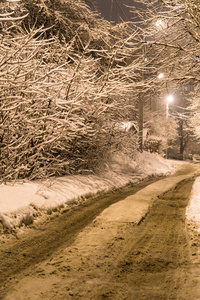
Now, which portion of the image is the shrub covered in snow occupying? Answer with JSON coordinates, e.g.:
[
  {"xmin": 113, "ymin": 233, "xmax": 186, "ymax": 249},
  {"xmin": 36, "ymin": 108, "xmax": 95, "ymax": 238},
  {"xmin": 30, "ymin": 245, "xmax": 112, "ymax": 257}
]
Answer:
[{"xmin": 0, "ymin": 1, "xmax": 141, "ymax": 182}]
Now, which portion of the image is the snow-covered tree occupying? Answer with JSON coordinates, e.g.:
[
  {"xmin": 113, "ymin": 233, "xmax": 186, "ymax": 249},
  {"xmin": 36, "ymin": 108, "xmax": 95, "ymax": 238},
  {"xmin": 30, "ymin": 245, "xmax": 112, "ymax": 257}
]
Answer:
[
  {"xmin": 128, "ymin": 0, "xmax": 200, "ymax": 155},
  {"xmin": 0, "ymin": 0, "xmax": 145, "ymax": 181}
]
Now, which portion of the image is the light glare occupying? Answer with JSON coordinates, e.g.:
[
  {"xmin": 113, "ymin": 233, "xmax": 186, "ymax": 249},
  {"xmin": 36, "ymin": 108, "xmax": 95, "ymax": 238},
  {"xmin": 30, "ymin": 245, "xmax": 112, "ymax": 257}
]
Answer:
[
  {"xmin": 167, "ymin": 95, "xmax": 174, "ymax": 103},
  {"xmin": 158, "ymin": 73, "xmax": 164, "ymax": 79},
  {"xmin": 156, "ymin": 19, "xmax": 163, "ymax": 27}
]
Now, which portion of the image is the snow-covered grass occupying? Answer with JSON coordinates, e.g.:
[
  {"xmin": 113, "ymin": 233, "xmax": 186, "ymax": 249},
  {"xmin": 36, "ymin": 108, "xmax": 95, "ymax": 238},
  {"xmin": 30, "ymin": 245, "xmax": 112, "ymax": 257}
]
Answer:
[{"xmin": 0, "ymin": 151, "xmax": 183, "ymax": 232}]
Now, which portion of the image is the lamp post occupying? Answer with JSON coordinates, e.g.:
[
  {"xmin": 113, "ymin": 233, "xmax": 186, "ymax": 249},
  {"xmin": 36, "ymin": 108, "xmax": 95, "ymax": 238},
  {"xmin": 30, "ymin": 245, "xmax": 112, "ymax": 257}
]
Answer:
[
  {"xmin": 138, "ymin": 94, "xmax": 143, "ymax": 152},
  {"xmin": 166, "ymin": 94, "xmax": 174, "ymax": 118},
  {"xmin": 166, "ymin": 94, "xmax": 174, "ymax": 158},
  {"xmin": 138, "ymin": 43, "xmax": 147, "ymax": 152},
  {"xmin": 138, "ymin": 21, "xmax": 164, "ymax": 152}
]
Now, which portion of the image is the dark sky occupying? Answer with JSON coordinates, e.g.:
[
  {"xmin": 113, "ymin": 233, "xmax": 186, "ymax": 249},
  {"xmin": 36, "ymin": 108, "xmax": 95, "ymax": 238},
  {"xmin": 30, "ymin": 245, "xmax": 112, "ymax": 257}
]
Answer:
[{"xmin": 95, "ymin": 0, "xmax": 134, "ymax": 23}]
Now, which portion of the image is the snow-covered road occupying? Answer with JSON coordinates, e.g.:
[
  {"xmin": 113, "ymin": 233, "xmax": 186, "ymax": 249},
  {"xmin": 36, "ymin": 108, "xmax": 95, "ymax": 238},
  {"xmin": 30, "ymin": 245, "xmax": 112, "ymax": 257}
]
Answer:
[{"xmin": 0, "ymin": 166, "xmax": 199, "ymax": 299}]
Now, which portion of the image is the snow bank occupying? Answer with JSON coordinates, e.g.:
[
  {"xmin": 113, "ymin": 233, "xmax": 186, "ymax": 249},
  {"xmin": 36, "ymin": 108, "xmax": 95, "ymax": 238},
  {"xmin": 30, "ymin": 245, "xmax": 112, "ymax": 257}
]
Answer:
[
  {"xmin": 136, "ymin": 151, "xmax": 177, "ymax": 175},
  {"xmin": 186, "ymin": 176, "xmax": 200, "ymax": 233},
  {"xmin": 0, "ymin": 152, "xmax": 181, "ymax": 231}
]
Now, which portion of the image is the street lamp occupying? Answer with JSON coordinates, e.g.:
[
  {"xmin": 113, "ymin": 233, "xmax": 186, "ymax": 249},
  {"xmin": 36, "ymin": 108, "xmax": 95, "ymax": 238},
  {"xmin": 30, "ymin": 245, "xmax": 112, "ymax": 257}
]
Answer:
[
  {"xmin": 156, "ymin": 19, "xmax": 165, "ymax": 30},
  {"xmin": 166, "ymin": 94, "xmax": 174, "ymax": 118},
  {"xmin": 138, "ymin": 39, "xmax": 148, "ymax": 152},
  {"xmin": 166, "ymin": 94, "xmax": 174, "ymax": 158},
  {"xmin": 156, "ymin": 19, "xmax": 163, "ymax": 27},
  {"xmin": 158, "ymin": 73, "xmax": 164, "ymax": 79}
]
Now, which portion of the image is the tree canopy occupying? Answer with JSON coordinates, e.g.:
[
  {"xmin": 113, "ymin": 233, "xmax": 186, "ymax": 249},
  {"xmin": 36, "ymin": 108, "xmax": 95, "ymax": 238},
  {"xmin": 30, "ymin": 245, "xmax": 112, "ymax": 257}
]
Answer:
[
  {"xmin": 0, "ymin": 0, "xmax": 143, "ymax": 181},
  {"xmin": 2, "ymin": 0, "xmax": 200, "ymax": 181}
]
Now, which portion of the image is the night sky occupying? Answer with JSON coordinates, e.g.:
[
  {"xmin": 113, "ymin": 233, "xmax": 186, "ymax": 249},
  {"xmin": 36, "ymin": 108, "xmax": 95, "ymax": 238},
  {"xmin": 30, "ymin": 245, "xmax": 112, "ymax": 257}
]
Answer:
[{"xmin": 95, "ymin": 0, "xmax": 134, "ymax": 23}]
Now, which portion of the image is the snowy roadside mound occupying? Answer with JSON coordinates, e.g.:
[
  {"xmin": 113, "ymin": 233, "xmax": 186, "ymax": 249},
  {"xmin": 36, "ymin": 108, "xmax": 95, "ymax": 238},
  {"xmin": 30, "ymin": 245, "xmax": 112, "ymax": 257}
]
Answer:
[
  {"xmin": 0, "ymin": 152, "xmax": 181, "ymax": 231},
  {"xmin": 186, "ymin": 176, "xmax": 200, "ymax": 233},
  {"xmin": 136, "ymin": 151, "xmax": 177, "ymax": 176}
]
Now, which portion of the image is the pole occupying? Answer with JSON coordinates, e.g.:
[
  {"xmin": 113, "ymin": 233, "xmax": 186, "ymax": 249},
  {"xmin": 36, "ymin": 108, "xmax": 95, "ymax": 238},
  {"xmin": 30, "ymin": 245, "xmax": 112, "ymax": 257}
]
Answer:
[
  {"xmin": 166, "ymin": 103, "xmax": 169, "ymax": 118},
  {"xmin": 138, "ymin": 94, "xmax": 143, "ymax": 152},
  {"xmin": 166, "ymin": 103, "xmax": 169, "ymax": 159},
  {"xmin": 138, "ymin": 39, "xmax": 145, "ymax": 152}
]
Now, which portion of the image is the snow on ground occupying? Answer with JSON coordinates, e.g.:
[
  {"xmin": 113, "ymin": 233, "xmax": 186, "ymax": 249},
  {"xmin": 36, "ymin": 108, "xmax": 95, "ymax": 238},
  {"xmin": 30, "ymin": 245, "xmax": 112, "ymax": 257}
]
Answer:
[
  {"xmin": 186, "ymin": 176, "xmax": 200, "ymax": 233},
  {"xmin": 0, "ymin": 151, "xmax": 185, "ymax": 231}
]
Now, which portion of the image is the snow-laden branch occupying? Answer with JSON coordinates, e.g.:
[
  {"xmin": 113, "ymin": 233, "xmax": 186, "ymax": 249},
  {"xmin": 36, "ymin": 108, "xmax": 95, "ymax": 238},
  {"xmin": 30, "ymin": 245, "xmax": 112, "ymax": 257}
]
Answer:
[{"xmin": 0, "ymin": 12, "xmax": 28, "ymax": 21}]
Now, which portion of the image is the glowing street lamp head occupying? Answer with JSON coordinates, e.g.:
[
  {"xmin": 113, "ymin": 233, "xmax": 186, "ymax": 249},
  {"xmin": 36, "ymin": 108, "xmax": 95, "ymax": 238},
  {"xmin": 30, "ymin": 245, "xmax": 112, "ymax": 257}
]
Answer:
[
  {"xmin": 158, "ymin": 73, "xmax": 164, "ymax": 79},
  {"xmin": 156, "ymin": 19, "xmax": 162, "ymax": 26},
  {"xmin": 156, "ymin": 19, "xmax": 164, "ymax": 28},
  {"xmin": 166, "ymin": 95, "xmax": 174, "ymax": 104}
]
